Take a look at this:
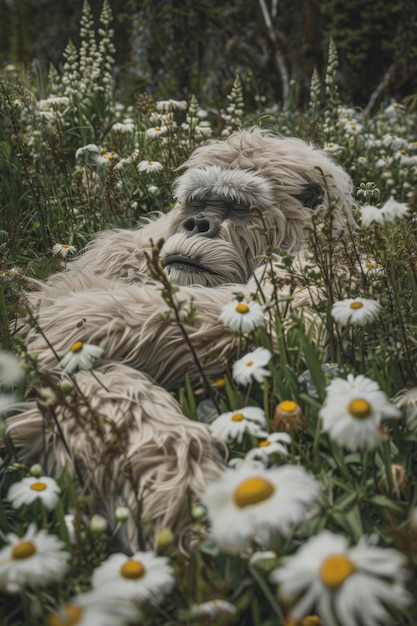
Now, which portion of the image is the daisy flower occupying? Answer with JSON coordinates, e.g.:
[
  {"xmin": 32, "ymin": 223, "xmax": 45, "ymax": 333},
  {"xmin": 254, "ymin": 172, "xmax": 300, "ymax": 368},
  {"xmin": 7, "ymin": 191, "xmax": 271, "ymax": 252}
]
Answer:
[
  {"xmin": 200, "ymin": 463, "xmax": 321, "ymax": 551},
  {"xmin": 0, "ymin": 351, "xmax": 24, "ymax": 388},
  {"xmin": 331, "ymin": 297, "xmax": 381, "ymax": 326},
  {"xmin": 52, "ymin": 243, "xmax": 77, "ymax": 258},
  {"xmin": 137, "ymin": 160, "xmax": 163, "ymax": 173},
  {"xmin": 156, "ymin": 99, "xmax": 188, "ymax": 112},
  {"xmin": 209, "ymin": 406, "xmax": 267, "ymax": 444},
  {"xmin": 111, "ymin": 121, "xmax": 134, "ymax": 133},
  {"xmin": 91, "ymin": 550, "xmax": 175, "ymax": 602},
  {"xmin": 245, "ymin": 432, "xmax": 291, "ymax": 463},
  {"xmin": 360, "ymin": 204, "xmax": 384, "ymax": 227},
  {"xmin": 356, "ymin": 254, "xmax": 384, "ymax": 276},
  {"xmin": 0, "ymin": 523, "xmax": 69, "ymax": 589},
  {"xmin": 146, "ymin": 125, "xmax": 168, "ymax": 138},
  {"xmin": 219, "ymin": 299, "xmax": 265, "ymax": 332},
  {"xmin": 58, "ymin": 341, "xmax": 104, "ymax": 374},
  {"xmin": 7, "ymin": 475, "xmax": 61, "ymax": 511},
  {"xmin": 319, "ymin": 373, "xmax": 401, "ymax": 450},
  {"xmin": 46, "ymin": 591, "xmax": 140, "ymax": 626},
  {"xmin": 271, "ymin": 530, "xmax": 410, "ymax": 626},
  {"xmin": 381, "ymin": 197, "xmax": 409, "ymax": 222},
  {"xmin": 232, "ymin": 347, "xmax": 272, "ymax": 386}
]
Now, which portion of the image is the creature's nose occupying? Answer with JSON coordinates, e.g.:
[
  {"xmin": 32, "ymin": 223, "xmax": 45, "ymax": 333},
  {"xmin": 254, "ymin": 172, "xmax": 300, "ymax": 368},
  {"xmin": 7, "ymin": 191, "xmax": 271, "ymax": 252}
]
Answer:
[{"xmin": 181, "ymin": 215, "xmax": 220, "ymax": 238}]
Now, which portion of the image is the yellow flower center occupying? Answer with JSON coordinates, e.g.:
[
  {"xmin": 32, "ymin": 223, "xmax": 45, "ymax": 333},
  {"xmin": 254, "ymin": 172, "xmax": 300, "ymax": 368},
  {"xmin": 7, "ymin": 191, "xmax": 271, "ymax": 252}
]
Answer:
[
  {"xmin": 30, "ymin": 481, "xmax": 47, "ymax": 492},
  {"xmin": 11, "ymin": 540, "xmax": 37, "ymax": 560},
  {"xmin": 259, "ymin": 440, "xmax": 271, "ymax": 447},
  {"xmin": 365, "ymin": 262, "xmax": 375, "ymax": 269},
  {"xmin": 319, "ymin": 554, "xmax": 356, "ymax": 589},
  {"xmin": 350, "ymin": 301, "xmax": 363, "ymax": 310},
  {"xmin": 347, "ymin": 398, "xmax": 372, "ymax": 419},
  {"xmin": 278, "ymin": 400, "xmax": 297, "ymax": 413},
  {"xmin": 215, "ymin": 378, "xmax": 225, "ymax": 390},
  {"xmin": 245, "ymin": 360, "xmax": 254, "ymax": 367},
  {"xmin": 47, "ymin": 604, "xmax": 83, "ymax": 626},
  {"xmin": 235, "ymin": 303, "xmax": 250, "ymax": 314},
  {"xmin": 119, "ymin": 559, "xmax": 146, "ymax": 580},
  {"xmin": 231, "ymin": 412, "xmax": 244, "ymax": 422},
  {"xmin": 62, "ymin": 244, "xmax": 69, "ymax": 249},
  {"xmin": 70, "ymin": 341, "xmax": 84, "ymax": 353},
  {"xmin": 147, "ymin": 161, "xmax": 153, "ymax": 166},
  {"xmin": 233, "ymin": 477, "xmax": 275, "ymax": 508}
]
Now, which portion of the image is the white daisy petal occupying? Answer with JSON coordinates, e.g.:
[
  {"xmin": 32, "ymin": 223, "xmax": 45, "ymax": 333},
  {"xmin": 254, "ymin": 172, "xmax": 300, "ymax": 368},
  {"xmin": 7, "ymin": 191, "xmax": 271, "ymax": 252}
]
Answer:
[
  {"xmin": 7, "ymin": 476, "xmax": 61, "ymax": 511},
  {"xmin": 320, "ymin": 373, "xmax": 401, "ymax": 451},
  {"xmin": 271, "ymin": 530, "xmax": 410, "ymax": 626},
  {"xmin": 201, "ymin": 464, "xmax": 321, "ymax": 551}
]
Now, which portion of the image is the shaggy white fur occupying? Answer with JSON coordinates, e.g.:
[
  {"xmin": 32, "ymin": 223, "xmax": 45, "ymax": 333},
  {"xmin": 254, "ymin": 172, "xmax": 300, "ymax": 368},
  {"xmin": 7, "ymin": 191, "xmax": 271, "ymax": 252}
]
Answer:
[{"xmin": 6, "ymin": 127, "xmax": 356, "ymax": 549}]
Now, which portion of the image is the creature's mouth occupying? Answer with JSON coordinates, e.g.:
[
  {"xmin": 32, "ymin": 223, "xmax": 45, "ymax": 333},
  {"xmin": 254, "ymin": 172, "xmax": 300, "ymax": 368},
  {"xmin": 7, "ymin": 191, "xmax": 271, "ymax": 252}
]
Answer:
[{"xmin": 163, "ymin": 254, "xmax": 215, "ymax": 274}]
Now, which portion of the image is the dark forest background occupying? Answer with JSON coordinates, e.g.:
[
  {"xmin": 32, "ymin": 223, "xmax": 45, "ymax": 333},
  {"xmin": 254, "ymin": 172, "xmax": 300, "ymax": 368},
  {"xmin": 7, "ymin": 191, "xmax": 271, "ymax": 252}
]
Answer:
[{"xmin": 1, "ymin": 0, "xmax": 417, "ymax": 113}]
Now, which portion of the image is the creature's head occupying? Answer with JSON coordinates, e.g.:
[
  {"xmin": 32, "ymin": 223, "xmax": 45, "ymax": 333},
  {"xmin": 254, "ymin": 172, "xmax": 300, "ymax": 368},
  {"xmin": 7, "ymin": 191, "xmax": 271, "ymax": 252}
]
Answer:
[{"xmin": 160, "ymin": 127, "xmax": 355, "ymax": 287}]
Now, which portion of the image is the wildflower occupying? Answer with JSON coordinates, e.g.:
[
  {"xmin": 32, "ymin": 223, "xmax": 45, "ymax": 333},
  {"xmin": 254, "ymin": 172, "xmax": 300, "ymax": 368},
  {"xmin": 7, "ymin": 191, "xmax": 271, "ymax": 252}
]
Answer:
[
  {"xmin": 381, "ymin": 197, "xmax": 409, "ymax": 222},
  {"xmin": 0, "ymin": 523, "xmax": 69, "ymax": 589},
  {"xmin": 200, "ymin": 463, "xmax": 321, "ymax": 551},
  {"xmin": 245, "ymin": 432, "xmax": 291, "ymax": 463},
  {"xmin": 209, "ymin": 406, "xmax": 267, "ymax": 444},
  {"xmin": 75, "ymin": 143, "xmax": 100, "ymax": 160},
  {"xmin": 90, "ymin": 514, "xmax": 108, "ymax": 534},
  {"xmin": 319, "ymin": 373, "xmax": 401, "ymax": 450},
  {"xmin": 323, "ymin": 142, "xmax": 343, "ymax": 153},
  {"xmin": 64, "ymin": 514, "xmax": 77, "ymax": 544},
  {"xmin": 91, "ymin": 550, "xmax": 175, "ymax": 602},
  {"xmin": 394, "ymin": 387, "xmax": 417, "ymax": 425},
  {"xmin": 111, "ymin": 121, "xmax": 134, "ymax": 133},
  {"xmin": 115, "ymin": 506, "xmax": 130, "ymax": 522},
  {"xmin": 344, "ymin": 122, "xmax": 363, "ymax": 135},
  {"xmin": 273, "ymin": 400, "xmax": 307, "ymax": 433},
  {"xmin": 137, "ymin": 160, "xmax": 163, "ymax": 173},
  {"xmin": 0, "ymin": 351, "xmax": 24, "ymax": 388},
  {"xmin": 7, "ymin": 475, "xmax": 61, "ymax": 511},
  {"xmin": 331, "ymin": 297, "xmax": 381, "ymax": 326},
  {"xmin": 356, "ymin": 253, "xmax": 384, "ymax": 276},
  {"xmin": 232, "ymin": 347, "xmax": 272, "ymax": 386},
  {"xmin": 220, "ymin": 299, "xmax": 265, "ymax": 332},
  {"xmin": 360, "ymin": 204, "xmax": 384, "ymax": 226},
  {"xmin": 156, "ymin": 99, "xmax": 188, "ymax": 112},
  {"xmin": 52, "ymin": 243, "xmax": 77, "ymax": 258},
  {"xmin": 58, "ymin": 341, "xmax": 104, "ymax": 374},
  {"xmin": 271, "ymin": 530, "xmax": 410, "ymax": 626},
  {"xmin": 146, "ymin": 125, "xmax": 168, "ymax": 138},
  {"xmin": 46, "ymin": 592, "xmax": 139, "ymax": 626}
]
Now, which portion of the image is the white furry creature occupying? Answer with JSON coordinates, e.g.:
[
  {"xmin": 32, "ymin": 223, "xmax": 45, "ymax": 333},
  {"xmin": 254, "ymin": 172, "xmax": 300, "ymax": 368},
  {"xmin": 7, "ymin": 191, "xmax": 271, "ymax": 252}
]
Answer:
[{"xmin": 6, "ymin": 127, "xmax": 356, "ymax": 549}]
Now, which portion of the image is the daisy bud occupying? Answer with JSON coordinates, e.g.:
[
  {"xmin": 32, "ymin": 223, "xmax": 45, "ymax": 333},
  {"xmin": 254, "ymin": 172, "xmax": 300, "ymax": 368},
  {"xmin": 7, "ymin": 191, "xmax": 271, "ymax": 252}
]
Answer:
[
  {"xmin": 90, "ymin": 514, "xmax": 107, "ymax": 534},
  {"xmin": 273, "ymin": 400, "xmax": 307, "ymax": 434},
  {"xmin": 115, "ymin": 506, "xmax": 130, "ymax": 522},
  {"xmin": 191, "ymin": 503, "xmax": 205, "ymax": 521},
  {"xmin": 59, "ymin": 381, "xmax": 74, "ymax": 395},
  {"xmin": 30, "ymin": 463, "xmax": 43, "ymax": 477},
  {"xmin": 155, "ymin": 527, "xmax": 174, "ymax": 548}
]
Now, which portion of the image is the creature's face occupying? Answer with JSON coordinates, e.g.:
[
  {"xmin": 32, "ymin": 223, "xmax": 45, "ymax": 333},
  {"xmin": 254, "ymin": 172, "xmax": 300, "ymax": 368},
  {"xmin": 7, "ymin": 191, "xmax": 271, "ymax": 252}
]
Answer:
[{"xmin": 159, "ymin": 165, "xmax": 323, "ymax": 287}]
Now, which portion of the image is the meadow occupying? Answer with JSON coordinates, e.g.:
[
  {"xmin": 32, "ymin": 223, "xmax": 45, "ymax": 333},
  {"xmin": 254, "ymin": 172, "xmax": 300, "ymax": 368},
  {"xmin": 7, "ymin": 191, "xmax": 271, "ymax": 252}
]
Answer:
[{"xmin": 1, "ymin": 3, "xmax": 417, "ymax": 625}]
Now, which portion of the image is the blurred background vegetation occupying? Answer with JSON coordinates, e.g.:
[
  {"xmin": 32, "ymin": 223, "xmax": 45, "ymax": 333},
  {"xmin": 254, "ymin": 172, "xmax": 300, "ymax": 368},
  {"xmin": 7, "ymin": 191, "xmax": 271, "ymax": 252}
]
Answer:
[{"xmin": 1, "ymin": 0, "xmax": 416, "ymax": 112}]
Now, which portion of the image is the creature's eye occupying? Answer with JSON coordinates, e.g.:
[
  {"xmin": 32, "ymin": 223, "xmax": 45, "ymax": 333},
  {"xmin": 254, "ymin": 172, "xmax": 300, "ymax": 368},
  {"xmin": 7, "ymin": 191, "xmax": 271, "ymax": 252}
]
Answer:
[{"xmin": 294, "ymin": 182, "xmax": 324, "ymax": 209}]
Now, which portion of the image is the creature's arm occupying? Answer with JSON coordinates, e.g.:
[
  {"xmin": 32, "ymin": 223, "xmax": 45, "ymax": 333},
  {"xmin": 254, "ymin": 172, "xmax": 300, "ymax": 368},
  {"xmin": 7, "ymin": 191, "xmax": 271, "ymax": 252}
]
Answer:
[{"xmin": 24, "ymin": 278, "xmax": 236, "ymax": 390}]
